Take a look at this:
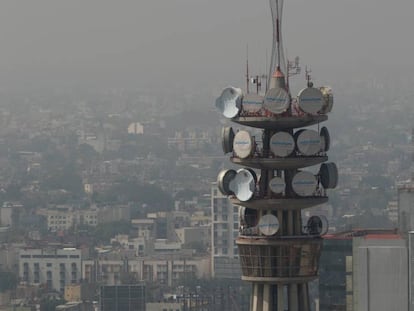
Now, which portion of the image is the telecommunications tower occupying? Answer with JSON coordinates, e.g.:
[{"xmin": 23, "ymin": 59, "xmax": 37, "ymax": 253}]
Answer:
[{"xmin": 215, "ymin": 1, "xmax": 338, "ymax": 310}]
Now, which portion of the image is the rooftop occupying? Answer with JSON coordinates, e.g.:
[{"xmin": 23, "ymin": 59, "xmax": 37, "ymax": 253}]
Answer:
[{"xmin": 324, "ymin": 228, "xmax": 400, "ymax": 240}]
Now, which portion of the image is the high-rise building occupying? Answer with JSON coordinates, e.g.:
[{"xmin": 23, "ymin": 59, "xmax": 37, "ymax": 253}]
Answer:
[
  {"xmin": 408, "ymin": 231, "xmax": 414, "ymax": 311},
  {"xmin": 320, "ymin": 230, "xmax": 408, "ymax": 311},
  {"xmin": 319, "ymin": 235, "xmax": 352, "ymax": 311},
  {"xmin": 211, "ymin": 183, "xmax": 241, "ymax": 279}
]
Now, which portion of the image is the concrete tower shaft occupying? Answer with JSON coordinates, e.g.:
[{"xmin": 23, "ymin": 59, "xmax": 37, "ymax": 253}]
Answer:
[{"xmin": 215, "ymin": 2, "xmax": 337, "ymax": 311}]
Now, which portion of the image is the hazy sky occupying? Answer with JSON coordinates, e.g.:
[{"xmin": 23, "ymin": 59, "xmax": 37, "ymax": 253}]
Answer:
[{"xmin": 0, "ymin": 0, "xmax": 413, "ymax": 90}]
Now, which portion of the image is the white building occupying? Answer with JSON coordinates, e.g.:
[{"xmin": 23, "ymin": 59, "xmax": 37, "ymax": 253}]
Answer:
[
  {"xmin": 387, "ymin": 200, "xmax": 399, "ymax": 225},
  {"xmin": 44, "ymin": 206, "xmax": 98, "ymax": 232},
  {"xmin": 0, "ymin": 202, "xmax": 23, "ymax": 227},
  {"xmin": 110, "ymin": 235, "xmax": 148, "ymax": 256},
  {"xmin": 353, "ymin": 235, "xmax": 408, "ymax": 311},
  {"xmin": 45, "ymin": 207, "xmax": 74, "ymax": 231},
  {"xmin": 127, "ymin": 122, "xmax": 144, "ymax": 135},
  {"xmin": 0, "ymin": 205, "xmax": 12, "ymax": 227},
  {"xmin": 19, "ymin": 248, "xmax": 82, "ymax": 294},
  {"xmin": 146, "ymin": 302, "xmax": 183, "ymax": 311},
  {"xmin": 210, "ymin": 183, "xmax": 240, "ymax": 279},
  {"xmin": 131, "ymin": 219, "xmax": 155, "ymax": 239}
]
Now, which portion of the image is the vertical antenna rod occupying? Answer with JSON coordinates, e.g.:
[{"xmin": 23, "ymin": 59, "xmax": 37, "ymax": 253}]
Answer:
[
  {"xmin": 276, "ymin": 0, "xmax": 281, "ymax": 70},
  {"xmin": 246, "ymin": 45, "xmax": 250, "ymax": 94}
]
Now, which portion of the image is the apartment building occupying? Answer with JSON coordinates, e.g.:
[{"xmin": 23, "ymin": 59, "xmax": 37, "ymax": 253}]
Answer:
[
  {"xmin": 210, "ymin": 183, "xmax": 240, "ymax": 279},
  {"xmin": 83, "ymin": 257, "xmax": 210, "ymax": 287},
  {"xmin": 19, "ymin": 248, "xmax": 82, "ymax": 294}
]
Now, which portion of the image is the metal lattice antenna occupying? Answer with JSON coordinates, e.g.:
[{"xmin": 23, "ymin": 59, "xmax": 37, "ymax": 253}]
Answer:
[{"xmin": 268, "ymin": 0, "xmax": 286, "ymax": 87}]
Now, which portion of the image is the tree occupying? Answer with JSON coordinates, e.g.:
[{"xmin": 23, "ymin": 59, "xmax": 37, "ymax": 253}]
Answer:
[
  {"xmin": 40, "ymin": 297, "xmax": 66, "ymax": 311},
  {"xmin": 0, "ymin": 271, "xmax": 17, "ymax": 292},
  {"xmin": 93, "ymin": 220, "xmax": 131, "ymax": 244},
  {"xmin": 98, "ymin": 180, "xmax": 173, "ymax": 212},
  {"xmin": 42, "ymin": 165, "xmax": 83, "ymax": 197},
  {"xmin": 77, "ymin": 143, "xmax": 99, "ymax": 168}
]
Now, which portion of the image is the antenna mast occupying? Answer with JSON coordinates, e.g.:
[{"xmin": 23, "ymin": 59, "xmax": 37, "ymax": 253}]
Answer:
[
  {"xmin": 305, "ymin": 66, "xmax": 313, "ymax": 87},
  {"xmin": 246, "ymin": 45, "xmax": 250, "ymax": 94},
  {"xmin": 268, "ymin": 0, "xmax": 286, "ymax": 87},
  {"xmin": 276, "ymin": 0, "xmax": 281, "ymax": 70},
  {"xmin": 412, "ymin": 128, "xmax": 414, "ymax": 180}
]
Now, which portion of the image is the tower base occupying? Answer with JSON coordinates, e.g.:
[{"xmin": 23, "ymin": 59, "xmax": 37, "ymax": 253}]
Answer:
[{"xmin": 250, "ymin": 283, "xmax": 310, "ymax": 311}]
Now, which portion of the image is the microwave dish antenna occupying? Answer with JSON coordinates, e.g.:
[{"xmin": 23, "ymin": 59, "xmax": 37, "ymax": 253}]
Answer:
[
  {"xmin": 233, "ymin": 130, "xmax": 255, "ymax": 159},
  {"xmin": 216, "ymin": 87, "xmax": 242, "ymax": 119},
  {"xmin": 320, "ymin": 126, "xmax": 331, "ymax": 152},
  {"xmin": 217, "ymin": 169, "xmax": 237, "ymax": 195},
  {"xmin": 229, "ymin": 168, "xmax": 257, "ymax": 202},
  {"xmin": 221, "ymin": 127, "xmax": 235, "ymax": 154},
  {"xmin": 258, "ymin": 214, "xmax": 280, "ymax": 236}
]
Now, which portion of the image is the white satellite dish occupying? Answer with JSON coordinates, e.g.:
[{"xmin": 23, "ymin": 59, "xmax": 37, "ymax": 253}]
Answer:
[
  {"xmin": 319, "ymin": 86, "xmax": 334, "ymax": 114},
  {"xmin": 217, "ymin": 169, "xmax": 237, "ymax": 195},
  {"xmin": 233, "ymin": 130, "xmax": 254, "ymax": 159},
  {"xmin": 319, "ymin": 162, "xmax": 338, "ymax": 189},
  {"xmin": 258, "ymin": 214, "xmax": 280, "ymax": 236},
  {"xmin": 263, "ymin": 87, "xmax": 290, "ymax": 114},
  {"xmin": 221, "ymin": 127, "xmax": 235, "ymax": 154},
  {"xmin": 229, "ymin": 168, "xmax": 257, "ymax": 202},
  {"xmin": 215, "ymin": 87, "xmax": 243, "ymax": 118},
  {"xmin": 268, "ymin": 176, "xmax": 285, "ymax": 194},
  {"xmin": 320, "ymin": 127, "xmax": 330, "ymax": 152},
  {"xmin": 242, "ymin": 93, "xmax": 264, "ymax": 113},
  {"xmin": 306, "ymin": 215, "xmax": 329, "ymax": 236},
  {"xmin": 270, "ymin": 132, "xmax": 295, "ymax": 157},
  {"xmin": 295, "ymin": 129, "xmax": 321, "ymax": 156},
  {"xmin": 292, "ymin": 171, "xmax": 317, "ymax": 197},
  {"xmin": 298, "ymin": 87, "xmax": 324, "ymax": 115}
]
